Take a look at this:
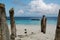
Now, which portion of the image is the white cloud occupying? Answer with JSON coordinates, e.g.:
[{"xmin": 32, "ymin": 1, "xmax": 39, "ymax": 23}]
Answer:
[
  {"xmin": 28, "ymin": 0, "xmax": 60, "ymax": 15},
  {"xmin": 18, "ymin": 9, "xmax": 24, "ymax": 14},
  {"xmin": 17, "ymin": 0, "xmax": 60, "ymax": 17}
]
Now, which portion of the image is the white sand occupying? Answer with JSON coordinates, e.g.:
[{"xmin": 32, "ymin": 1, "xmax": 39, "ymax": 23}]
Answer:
[{"xmin": 8, "ymin": 24, "xmax": 56, "ymax": 40}]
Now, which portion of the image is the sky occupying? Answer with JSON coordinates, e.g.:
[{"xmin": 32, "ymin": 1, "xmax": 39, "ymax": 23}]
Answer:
[{"xmin": 0, "ymin": 0, "xmax": 60, "ymax": 17}]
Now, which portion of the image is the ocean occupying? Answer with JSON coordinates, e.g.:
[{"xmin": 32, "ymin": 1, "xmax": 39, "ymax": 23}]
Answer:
[{"xmin": 7, "ymin": 17, "xmax": 57, "ymax": 25}]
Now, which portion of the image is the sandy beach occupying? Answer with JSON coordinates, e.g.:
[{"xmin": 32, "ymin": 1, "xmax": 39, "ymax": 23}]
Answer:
[{"xmin": 8, "ymin": 24, "xmax": 56, "ymax": 40}]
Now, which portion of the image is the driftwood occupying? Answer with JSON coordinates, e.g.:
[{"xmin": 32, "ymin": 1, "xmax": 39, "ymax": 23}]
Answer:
[
  {"xmin": 55, "ymin": 9, "xmax": 60, "ymax": 40},
  {"xmin": 41, "ymin": 15, "xmax": 47, "ymax": 34},
  {"xmin": 9, "ymin": 8, "xmax": 16, "ymax": 40},
  {"xmin": 0, "ymin": 3, "xmax": 10, "ymax": 40}
]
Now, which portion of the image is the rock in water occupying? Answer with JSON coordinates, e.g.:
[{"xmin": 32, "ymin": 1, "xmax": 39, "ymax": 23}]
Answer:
[
  {"xmin": 55, "ymin": 9, "xmax": 60, "ymax": 40},
  {"xmin": 41, "ymin": 15, "xmax": 47, "ymax": 34},
  {"xmin": 9, "ymin": 8, "xmax": 16, "ymax": 40},
  {"xmin": 0, "ymin": 3, "xmax": 10, "ymax": 40}
]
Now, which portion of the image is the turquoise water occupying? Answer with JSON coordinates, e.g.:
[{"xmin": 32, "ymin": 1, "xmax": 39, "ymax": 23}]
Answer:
[
  {"xmin": 7, "ymin": 17, "xmax": 57, "ymax": 25},
  {"xmin": 7, "ymin": 20, "xmax": 40, "ymax": 25}
]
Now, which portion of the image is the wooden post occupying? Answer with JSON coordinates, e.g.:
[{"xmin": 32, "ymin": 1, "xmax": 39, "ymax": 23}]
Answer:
[
  {"xmin": 55, "ymin": 9, "xmax": 60, "ymax": 40},
  {"xmin": 9, "ymin": 8, "xmax": 16, "ymax": 40},
  {"xmin": 0, "ymin": 3, "xmax": 10, "ymax": 40},
  {"xmin": 41, "ymin": 15, "xmax": 47, "ymax": 34}
]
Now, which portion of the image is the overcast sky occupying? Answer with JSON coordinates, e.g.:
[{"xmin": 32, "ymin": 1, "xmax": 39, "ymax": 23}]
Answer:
[{"xmin": 0, "ymin": 0, "xmax": 60, "ymax": 17}]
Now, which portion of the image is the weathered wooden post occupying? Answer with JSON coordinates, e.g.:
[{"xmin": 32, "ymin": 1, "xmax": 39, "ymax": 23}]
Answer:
[
  {"xmin": 9, "ymin": 8, "xmax": 16, "ymax": 40},
  {"xmin": 41, "ymin": 15, "xmax": 47, "ymax": 34},
  {"xmin": 0, "ymin": 3, "xmax": 10, "ymax": 40},
  {"xmin": 55, "ymin": 9, "xmax": 60, "ymax": 40}
]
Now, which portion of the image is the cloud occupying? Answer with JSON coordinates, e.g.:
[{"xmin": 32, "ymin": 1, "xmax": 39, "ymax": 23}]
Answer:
[
  {"xmin": 18, "ymin": 9, "xmax": 24, "ymax": 14},
  {"xmin": 28, "ymin": 0, "xmax": 60, "ymax": 15},
  {"xmin": 17, "ymin": 0, "xmax": 60, "ymax": 17}
]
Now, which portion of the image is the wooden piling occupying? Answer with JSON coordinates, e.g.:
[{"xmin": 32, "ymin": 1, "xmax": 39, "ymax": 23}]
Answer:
[
  {"xmin": 0, "ymin": 3, "xmax": 10, "ymax": 40},
  {"xmin": 55, "ymin": 9, "xmax": 60, "ymax": 40},
  {"xmin": 41, "ymin": 15, "xmax": 47, "ymax": 34},
  {"xmin": 9, "ymin": 8, "xmax": 16, "ymax": 40}
]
